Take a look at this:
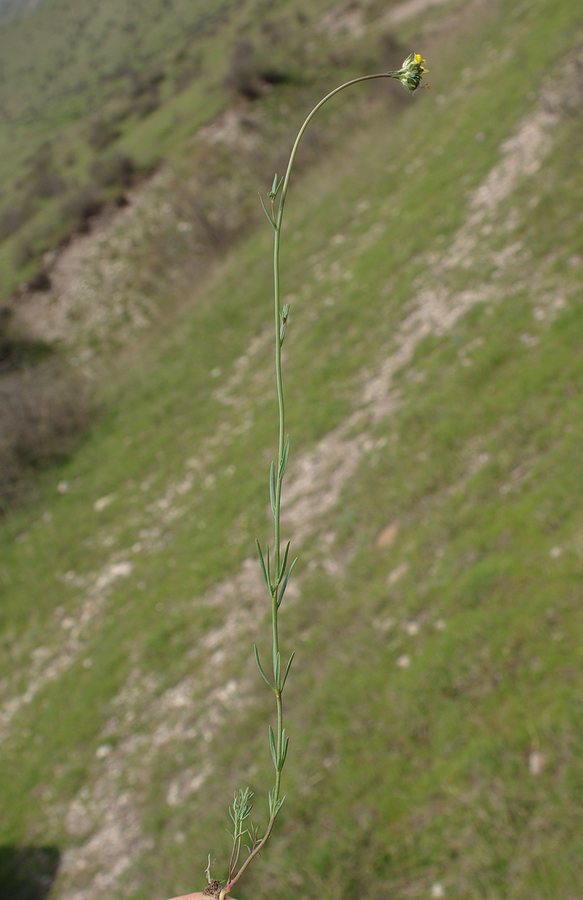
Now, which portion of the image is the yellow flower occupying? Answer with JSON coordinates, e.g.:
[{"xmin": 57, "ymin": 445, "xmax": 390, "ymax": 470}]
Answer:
[{"xmin": 395, "ymin": 51, "xmax": 428, "ymax": 92}]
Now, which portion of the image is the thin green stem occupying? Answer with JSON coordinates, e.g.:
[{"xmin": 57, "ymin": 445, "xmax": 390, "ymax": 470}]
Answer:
[
  {"xmin": 221, "ymin": 68, "xmax": 404, "ymax": 900},
  {"xmin": 273, "ymin": 222, "xmax": 285, "ymax": 576},
  {"xmin": 277, "ymin": 72, "xmax": 401, "ymax": 224}
]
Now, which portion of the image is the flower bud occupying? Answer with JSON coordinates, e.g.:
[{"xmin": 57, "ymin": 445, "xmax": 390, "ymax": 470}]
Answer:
[{"xmin": 395, "ymin": 52, "xmax": 428, "ymax": 92}]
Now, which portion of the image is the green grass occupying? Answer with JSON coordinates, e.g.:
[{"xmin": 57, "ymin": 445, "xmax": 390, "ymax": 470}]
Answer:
[
  {"xmin": 0, "ymin": 0, "xmax": 366, "ymax": 296},
  {"xmin": 1, "ymin": 0, "xmax": 583, "ymax": 897}
]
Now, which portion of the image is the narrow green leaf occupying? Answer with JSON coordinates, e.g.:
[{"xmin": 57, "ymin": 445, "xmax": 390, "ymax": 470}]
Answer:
[
  {"xmin": 253, "ymin": 644, "xmax": 273, "ymax": 690},
  {"xmin": 277, "ymin": 556, "xmax": 298, "ymax": 607},
  {"xmin": 265, "ymin": 544, "xmax": 273, "ymax": 590},
  {"xmin": 268, "ymin": 173, "xmax": 284, "ymax": 199},
  {"xmin": 279, "ymin": 434, "xmax": 290, "ymax": 480},
  {"xmin": 258, "ymin": 192, "xmax": 276, "ymax": 228},
  {"xmin": 278, "ymin": 540, "xmax": 291, "ymax": 582},
  {"xmin": 280, "ymin": 731, "xmax": 290, "ymax": 769},
  {"xmin": 268, "ymin": 726, "xmax": 277, "ymax": 770},
  {"xmin": 269, "ymin": 461, "xmax": 276, "ymax": 519},
  {"xmin": 273, "ymin": 650, "xmax": 281, "ymax": 689},
  {"xmin": 268, "ymin": 787, "xmax": 285, "ymax": 818},
  {"xmin": 281, "ymin": 650, "xmax": 295, "ymax": 690},
  {"xmin": 256, "ymin": 539, "xmax": 271, "ymax": 592}
]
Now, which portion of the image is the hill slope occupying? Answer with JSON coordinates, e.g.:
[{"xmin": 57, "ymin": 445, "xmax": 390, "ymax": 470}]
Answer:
[
  {"xmin": 1, "ymin": 0, "xmax": 583, "ymax": 898},
  {"xmin": 0, "ymin": 0, "xmax": 370, "ymax": 298},
  {"xmin": 0, "ymin": 0, "xmax": 44, "ymax": 22}
]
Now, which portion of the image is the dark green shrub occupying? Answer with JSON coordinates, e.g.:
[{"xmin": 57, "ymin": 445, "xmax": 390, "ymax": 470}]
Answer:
[
  {"xmin": 87, "ymin": 117, "xmax": 120, "ymax": 151},
  {"xmin": 0, "ymin": 201, "xmax": 34, "ymax": 243},
  {"xmin": 134, "ymin": 91, "xmax": 160, "ymax": 118},
  {"xmin": 224, "ymin": 40, "xmax": 290, "ymax": 100},
  {"xmin": 61, "ymin": 186, "xmax": 103, "ymax": 231},
  {"xmin": 0, "ymin": 356, "xmax": 93, "ymax": 511},
  {"xmin": 28, "ymin": 169, "xmax": 66, "ymax": 200},
  {"xmin": 12, "ymin": 239, "xmax": 36, "ymax": 269},
  {"xmin": 89, "ymin": 152, "xmax": 135, "ymax": 189}
]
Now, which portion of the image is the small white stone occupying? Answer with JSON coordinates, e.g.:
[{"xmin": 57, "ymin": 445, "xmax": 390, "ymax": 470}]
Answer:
[
  {"xmin": 211, "ymin": 649, "xmax": 226, "ymax": 666},
  {"xmin": 431, "ymin": 884, "xmax": 445, "ymax": 898},
  {"xmin": 57, "ymin": 480, "xmax": 69, "ymax": 494},
  {"xmin": 396, "ymin": 654, "xmax": 411, "ymax": 669},
  {"xmin": 549, "ymin": 546, "xmax": 562, "ymax": 559},
  {"xmin": 94, "ymin": 494, "xmax": 115, "ymax": 512},
  {"xmin": 405, "ymin": 621, "xmax": 420, "ymax": 636},
  {"xmin": 388, "ymin": 562, "xmax": 409, "ymax": 585},
  {"xmin": 528, "ymin": 750, "xmax": 546, "ymax": 776},
  {"xmin": 110, "ymin": 561, "xmax": 133, "ymax": 578},
  {"xmin": 96, "ymin": 744, "xmax": 112, "ymax": 759},
  {"xmin": 519, "ymin": 332, "xmax": 538, "ymax": 347}
]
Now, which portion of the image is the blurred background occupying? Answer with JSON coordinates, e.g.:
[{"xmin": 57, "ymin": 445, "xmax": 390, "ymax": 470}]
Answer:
[{"xmin": 0, "ymin": 0, "xmax": 582, "ymax": 897}]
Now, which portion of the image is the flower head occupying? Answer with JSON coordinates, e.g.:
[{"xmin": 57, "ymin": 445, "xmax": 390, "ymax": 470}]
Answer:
[{"xmin": 395, "ymin": 52, "xmax": 428, "ymax": 92}]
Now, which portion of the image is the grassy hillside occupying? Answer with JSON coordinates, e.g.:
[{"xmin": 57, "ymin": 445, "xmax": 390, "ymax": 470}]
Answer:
[
  {"xmin": 0, "ymin": 0, "xmax": 45, "ymax": 22},
  {"xmin": 1, "ymin": 0, "xmax": 583, "ymax": 898},
  {"xmin": 0, "ymin": 0, "xmax": 373, "ymax": 296}
]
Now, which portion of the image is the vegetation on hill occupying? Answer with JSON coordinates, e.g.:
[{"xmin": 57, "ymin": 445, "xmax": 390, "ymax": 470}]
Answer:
[
  {"xmin": 0, "ymin": 0, "xmax": 393, "ymax": 508},
  {"xmin": 0, "ymin": 0, "xmax": 381, "ymax": 297},
  {"xmin": 1, "ymin": 0, "xmax": 582, "ymax": 898},
  {"xmin": 0, "ymin": 0, "xmax": 45, "ymax": 23}
]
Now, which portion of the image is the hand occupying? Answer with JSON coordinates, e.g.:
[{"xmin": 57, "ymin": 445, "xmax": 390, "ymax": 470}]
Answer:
[
  {"xmin": 169, "ymin": 894, "xmax": 209, "ymax": 899},
  {"xmin": 169, "ymin": 894, "xmax": 213, "ymax": 900},
  {"xmin": 168, "ymin": 894, "xmax": 239, "ymax": 900}
]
